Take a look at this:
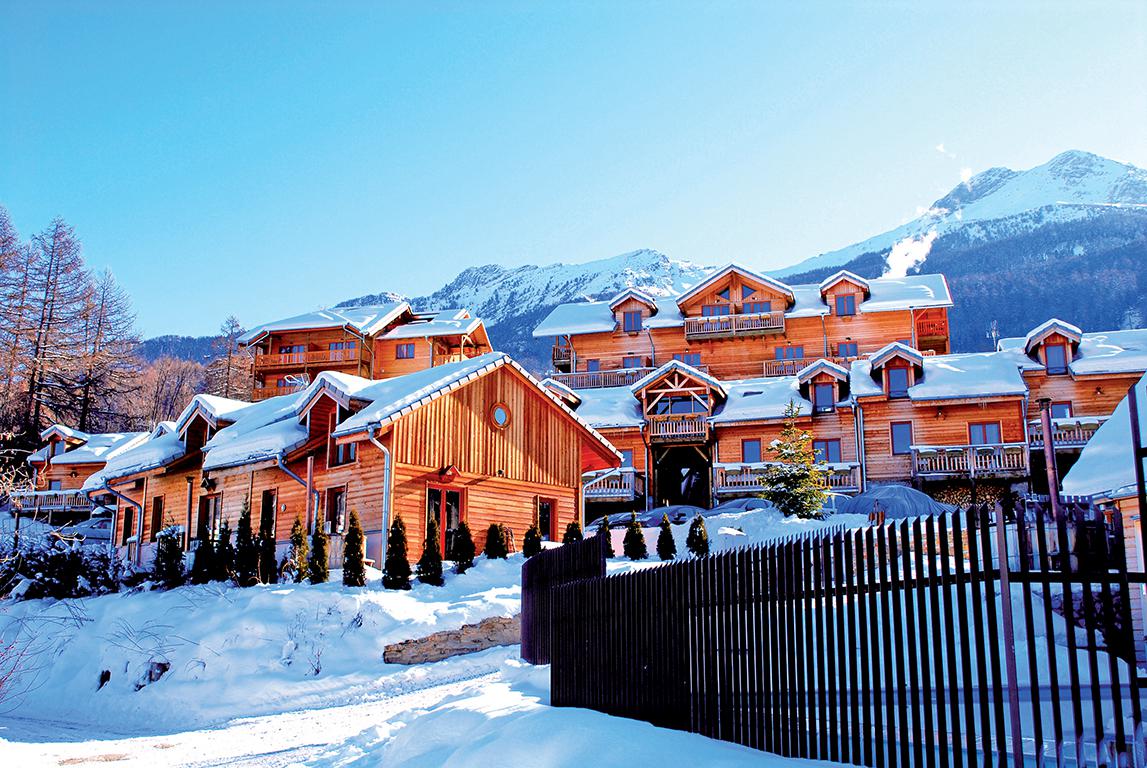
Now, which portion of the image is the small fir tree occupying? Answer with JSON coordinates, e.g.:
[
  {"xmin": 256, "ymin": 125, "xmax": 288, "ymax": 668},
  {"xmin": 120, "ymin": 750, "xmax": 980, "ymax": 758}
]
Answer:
[
  {"xmin": 450, "ymin": 520, "xmax": 476, "ymax": 573},
  {"xmin": 562, "ymin": 520, "xmax": 583, "ymax": 544},
  {"xmin": 234, "ymin": 497, "xmax": 259, "ymax": 587},
  {"xmin": 342, "ymin": 510, "xmax": 367, "ymax": 587},
  {"xmin": 285, "ymin": 515, "xmax": 308, "ymax": 584},
  {"xmin": 622, "ymin": 513, "xmax": 648, "ymax": 561},
  {"xmin": 416, "ymin": 516, "xmax": 444, "ymax": 586},
  {"xmin": 761, "ymin": 400, "xmax": 828, "ymax": 519},
  {"xmin": 596, "ymin": 515, "xmax": 615, "ymax": 558},
  {"xmin": 686, "ymin": 515, "xmax": 710, "ymax": 557},
  {"xmin": 152, "ymin": 526, "xmax": 186, "ymax": 588},
  {"xmin": 522, "ymin": 522, "xmax": 543, "ymax": 558},
  {"xmin": 382, "ymin": 513, "xmax": 412, "ymax": 590},
  {"xmin": 258, "ymin": 499, "xmax": 278, "ymax": 584},
  {"xmin": 309, "ymin": 524, "xmax": 329, "ymax": 584},
  {"xmin": 656, "ymin": 514, "xmax": 677, "ymax": 561},
  {"xmin": 214, "ymin": 519, "xmax": 236, "ymax": 582},
  {"xmin": 483, "ymin": 522, "xmax": 509, "ymax": 559},
  {"xmin": 189, "ymin": 514, "xmax": 216, "ymax": 585}
]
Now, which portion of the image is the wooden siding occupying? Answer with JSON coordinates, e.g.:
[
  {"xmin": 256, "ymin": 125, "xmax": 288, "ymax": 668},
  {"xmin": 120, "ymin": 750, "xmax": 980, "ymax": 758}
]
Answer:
[{"xmin": 1021, "ymin": 369, "xmax": 1140, "ymax": 417}]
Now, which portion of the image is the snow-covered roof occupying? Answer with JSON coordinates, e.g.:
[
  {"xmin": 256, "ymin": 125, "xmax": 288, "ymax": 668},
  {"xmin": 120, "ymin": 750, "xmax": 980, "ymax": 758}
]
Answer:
[
  {"xmin": 39, "ymin": 424, "xmax": 89, "ymax": 443},
  {"xmin": 868, "ymin": 342, "xmax": 925, "ymax": 370},
  {"xmin": 377, "ymin": 309, "xmax": 484, "ymax": 340},
  {"xmin": 710, "ymin": 377, "xmax": 809, "ymax": 424},
  {"xmin": 568, "ymin": 385, "xmax": 645, "ymax": 430},
  {"xmin": 174, "ymin": 393, "xmax": 252, "ymax": 435},
  {"xmin": 855, "ymin": 274, "xmax": 952, "ymax": 313},
  {"xmin": 818, "ymin": 270, "xmax": 870, "ymax": 295},
  {"xmin": 628, "ymin": 360, "xmax": 727, "ymax": 399},
  {"xmin": 81, "ymin": 429, "xmax": 189, "ymax": 493},
  {"xmin": 539, "ymin": 377, "xmax": 581, "ymax": 407},
  {"xmin": 46, "ymin": 431, "xmax": 150, "ymax": 466},
  {"xmin": 851, "ymin": 351, "xmax": 1028, "ymax": 401},
  {"xmin": 677, "ymin": 264, "xmax": 796, "ymax": 306},
  {"xmin": 1062, "ymin": 371, "xmax": 1146, "ymax": 501},
  {"xmin": 1021, "ymin": 318, "xmax": 1083, "ymax": 354},
  {"xmin": 608, "ymin": 288, "xmax": 658, "ymax": 311},
  {"xmin": 796, "ymin": 359, "xmax": 850, "ymax": 384},
  {"xmin": 997, "ymin": 327, "xmax": 1147, "ymax": 377},
  {"xmin": 532, "ymin": 297, "xmax": 683, "ymax": 337},
  {"xmin": 238, "ymin": 302, "xmax": 411, "ymax": 345},
  {"xmin": 200, "ymin": 389, "xmax": 311, "ymax": 472}
]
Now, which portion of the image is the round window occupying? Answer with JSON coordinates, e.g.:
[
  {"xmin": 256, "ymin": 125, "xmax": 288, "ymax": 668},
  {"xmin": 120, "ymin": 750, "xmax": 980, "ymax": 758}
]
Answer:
[{"xmin": 490, "ymin": 402, "xmax": 511, "ymax": 429}]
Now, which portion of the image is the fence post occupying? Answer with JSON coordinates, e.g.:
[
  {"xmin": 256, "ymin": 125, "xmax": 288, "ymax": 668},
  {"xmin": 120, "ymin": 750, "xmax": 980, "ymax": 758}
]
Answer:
[{"xmin": 995, "ymin": 502, "xmax": 1025, "ymax": 767}]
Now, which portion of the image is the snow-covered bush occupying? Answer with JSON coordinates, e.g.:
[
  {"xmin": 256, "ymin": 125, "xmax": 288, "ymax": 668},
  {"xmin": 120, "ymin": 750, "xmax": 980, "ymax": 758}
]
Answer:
[
  {"xmin": 416, "ymin": 516, "xmax": 443, "ymax": 586},
  {"xmin": 686, "ymin": 516, "xmax": 710, "ymax": 557},
  {"xmin": 342, "ymin": 510, "xmax": 366, "ymax": 587},
  {"xmin": 656, "ymin": 515, "xmax": 676, "ymax": 561},
  {"xmin": 483, "ymin": 523, "xmax": 509, "ymax": 560},
  {"xmin": 0, "ymin": 535, "xmax": 122, "ymax": 601},
  {"xmin": 450, "ymin": 520, "xmax": 475, "ymax": 573},
  {"xmin": 151, "ymin": 526, "xmax": 185, "ymax": 589},
  {"xmin": 622, "ymin": 514, "xmax": 647, "ymax": 561},
  {"xmin": 282, "ymin": 515, "xmax": 309, "ymax": 584},
  {"xmin": 521, "ymin": 523, "xmax": 542, "ymax": 558}
]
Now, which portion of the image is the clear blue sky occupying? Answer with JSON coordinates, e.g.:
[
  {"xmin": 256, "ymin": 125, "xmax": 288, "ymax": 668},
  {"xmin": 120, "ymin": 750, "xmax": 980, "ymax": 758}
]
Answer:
[{"xmin": 2, "ymin": 1, "xmax": 1145, "ymax": 336}]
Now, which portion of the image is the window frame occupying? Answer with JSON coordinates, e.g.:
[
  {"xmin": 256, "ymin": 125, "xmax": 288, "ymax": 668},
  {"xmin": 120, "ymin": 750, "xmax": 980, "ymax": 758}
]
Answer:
[
  {"xmin": 585, "ymin": 359, "xmax": 600, "ymax": 372},
  {"xmin": 885, "ymin": 366, "xmax": 911, "ymax": 399},
  {"xmin": 813, "ymin": 439, "xmax": 842, "ymax": 464},
  {"xmin": 968, "ymin": 421, "xmax": 1002, "ymax": 446},
  {"xmin": 744, "ymin": 300, "xmax": 773, "ymax": 315},
  {"xmin": 325, "ymin": 485, "xmax": 348, "ymax": 535},
  {"xmin": 837, "ymin": 341, "xmax": 859, "ymax": 358},
  {"xmin": 673, "ymin": 352, "xmax": 702, "ymax": 367},
  {"xmin": 395, "ymin": 342, "xmax": 416, "ymax": 360},
  {"xmin": 741, "ymin": 438, "xmax": 763, "ymax": 464},
  {"xmin": 149, "ymin": 495, "xmax": 165, "ymax": 542},
  {"xmin": 426, "ymin": 483, "xmax": 466, "ymax": 558},
  {"xmin": 890, "ymin": 421, "xmax": 914, "ymax": 455},
  {"xmin": 1050, "ymin": 401, "xmax": 1073, "ymax": 419},
  {"xmin": 774, "ymin": 345, "xmax": 806, "ymax": 361},
  {"xmin": 1044, "ymin": 343, "xmax": 1069, "ymax": 375},
  {"xmin": 701, "ymin": 304, "xmax": 731, "ymax": 317},
  {"xmin": 813, "ymin": 383, "xmax": 836, "ymax": 414},
  {"xmin": 835, "ymin": 294, "xmax": 857, "ymax": 316},
  {"xmin": 622, "ymin": 310, "xmax": 643, "ymax": 333},
  {"xmin": 622, "ymin": 356, "xmax": 643, "ymax": 369}
]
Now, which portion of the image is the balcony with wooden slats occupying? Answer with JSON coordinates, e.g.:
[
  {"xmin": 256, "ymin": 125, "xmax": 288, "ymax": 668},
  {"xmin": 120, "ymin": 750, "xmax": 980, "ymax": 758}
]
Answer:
[
  {"xmin": 252, "ymin": 384, "xmax": 306, "ymax": 401},
  {"xmin": 911, "ymin": 443, "xmax": 1029, "ymax": 479},
  {"xmin": 1027, "ymin": 417, "xmax": 1106, "ymax": 450},
  {"xmin": 713, "ymin": 463, "xmax": 861, "ymax": 495},
  {"xmin": 646, "ymin": 414, "xmax": 709, "ymax": 444},
  {"xmin": 9, "ymin": 489, "xmax": 98, "ymax": 515},
  {"xmin": 253, "ymin": 347, "xmax": 362, "ymax": 370},
  {"xmin": 550, "ymin": 367, "xmax": 653, "ymax": 390},
  {"xmin": 683, "ymin": 310, "xmax": 785, "ymax": 341},
  {"xmin": 583, "ymin": 468, "xmax": 645, "ymax": 502},
  {"xmin": 761, "ymin": 356, "xmax": 857, "ymax": 378},
  {"xmin": 551, "ymin": 345, "xmax": 573, "ymax": 369}
]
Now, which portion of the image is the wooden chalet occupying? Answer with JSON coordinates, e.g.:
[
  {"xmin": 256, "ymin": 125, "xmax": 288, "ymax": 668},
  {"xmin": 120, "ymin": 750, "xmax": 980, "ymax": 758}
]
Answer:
[
  {"xmin": 239, "ymin": 303, "xmax": 492, "ymax": 401},
  {"xmin": 534, "ymin": 265, "xmax": 952, "ymax": 387}
]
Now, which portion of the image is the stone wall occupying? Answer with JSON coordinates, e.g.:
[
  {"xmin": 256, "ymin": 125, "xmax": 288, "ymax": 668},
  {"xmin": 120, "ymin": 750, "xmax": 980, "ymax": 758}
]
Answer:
[{"xmin": 383, "ymin": 614, "xmax": 520, "ymax": 665}]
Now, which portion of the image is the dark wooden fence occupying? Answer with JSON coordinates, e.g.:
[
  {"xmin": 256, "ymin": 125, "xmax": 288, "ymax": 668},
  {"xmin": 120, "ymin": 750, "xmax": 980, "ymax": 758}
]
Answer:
[
  {"xmin": 527, "ymin": 500, "xmax": 1147, "ymax": 767},
  {"xmin": 521, "ymin": 533, "xmax": 607, "ymax": 664}
]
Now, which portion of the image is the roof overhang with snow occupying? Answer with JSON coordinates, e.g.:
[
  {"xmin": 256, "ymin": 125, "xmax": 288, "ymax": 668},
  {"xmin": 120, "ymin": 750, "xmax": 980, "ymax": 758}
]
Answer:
[
  {"xmin": 1023, "ymin": 318, "xmax": 1083, "ymax": 355},
  {"xmin": 239, "ymin": 302, "xmax": 413, "ymax": 346},
  {"xmin": 628, "ymin": 359, "xmax": 728, "ymax": 401},
  {"xmin": 868, "ymin": 342, "xmax": 926, "ymax": 371},
  {"xmin": 796, "ymin": 359, "xmax": 850, "ymax": 385},
  {"xmin": 607, "ymin": 288, "xmax": 659, "ymax": 312},
  {"xmin": 676, "ymin": 264, "xmax": 795, "ymax": 310},
  {"xmin": 818, "ymin": 270, "xmax": 871, "ymax": 297}
]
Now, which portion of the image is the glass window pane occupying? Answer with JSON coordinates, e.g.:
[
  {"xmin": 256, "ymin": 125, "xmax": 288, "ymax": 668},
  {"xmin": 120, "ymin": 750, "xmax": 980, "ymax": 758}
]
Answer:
[{"xmin": 743, "ymin": 439, "xmax": 762, "ymax": 463}]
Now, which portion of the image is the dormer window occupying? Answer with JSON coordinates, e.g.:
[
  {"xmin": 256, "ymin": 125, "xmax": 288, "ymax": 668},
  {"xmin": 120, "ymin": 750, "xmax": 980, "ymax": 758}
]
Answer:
[
  {"xmin": 623, "ymin": 311, "xmax": 642, "ymax": 333},
  {"xmin": 813, "ymin": 383, "xmax": 836, "ymax": 413},
  {"xmin": 49, "ymin": 440, "xmax": 66, "ymax": 458},
  {"xmin": 1044, "ymin": 343, "xmax": 1068, "ymax": 375},
  {"xmin": 886, "ymin": 367, "xmax": 910, "ymax": 399},
  {"xmin": 835, "ymin": 295, "xmax": 857, "ymax": 316}
]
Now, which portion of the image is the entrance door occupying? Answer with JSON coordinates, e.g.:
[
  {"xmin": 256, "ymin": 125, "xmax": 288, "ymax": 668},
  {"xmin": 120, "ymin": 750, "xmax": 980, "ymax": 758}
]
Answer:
[
  {"xmin": 427, "ymin": 485, "xmax": 463, "ymax": 558},
  {"xmin": 654, "ymin": 446, "xmax": 711, "ymax": 508},
  {"xmin": 537, "ymin": 498, "xmax": 555, "ymax": 541}
]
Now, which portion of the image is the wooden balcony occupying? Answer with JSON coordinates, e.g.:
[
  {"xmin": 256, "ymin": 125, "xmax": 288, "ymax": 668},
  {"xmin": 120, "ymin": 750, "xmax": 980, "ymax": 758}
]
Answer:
[
  {"xmin": 252, "ymin": 384, "xmax": 306, "ymax": 401},
  {"xmin": 551, "ymin": 368, "xmax": 653, "ymax": 390},
  {"xmin": 684, "ymin": 311, "xmax": 785, "ymax": 341},
  {"xmin": 552, "ymin": 345, "xmax": 573, "ymax": 368},
  {"xmin": 713, "ymin": 463, "xmax": 861, "ymax": 496},
  {"xmin": 1028, "ymin": 417, "xmax": 1106, "ymax": 450},
  {"xmin": 253, "ymin": 347, "xmax": 361, "ymax": 370},
  {"xmin": 915, "ymin": 317, "xmax": 949, "ymax": 339},
  {"xmin": 761, "ymin": 356, "xmax": 856, "ymax": 378},
  {"xmin": 646, "ymin": 414, "xmax": 709, "ymax": 444},
  {"xmin": 9, "ymin": 490, "xmax": 97, "ymax": 515},
  {"xmin": 583, "ymin": 468, "xmax": 645, "ymax": 501},
  {"xmin": 911, "ymin": 443, "xmax": 1028, "ymax": 479}
]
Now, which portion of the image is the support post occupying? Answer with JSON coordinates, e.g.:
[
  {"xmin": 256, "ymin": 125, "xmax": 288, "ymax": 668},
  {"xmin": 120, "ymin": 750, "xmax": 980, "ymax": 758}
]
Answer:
[{"xmin": 1038, "ymin": 398, "xmax": 1063, "ymax": 520}]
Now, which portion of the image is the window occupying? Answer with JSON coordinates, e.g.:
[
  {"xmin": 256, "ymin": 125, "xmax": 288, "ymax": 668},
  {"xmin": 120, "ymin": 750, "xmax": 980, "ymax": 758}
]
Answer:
[
  {"xmin": 701, "ymin": 304, "xmax": 731, "ymax": 316},
  {"xmin": 197, "ymin": 494, "xmax": 221, "ymax": 540},
  {"xmin": 969, "ymin": 422, "xmax": 1002, "ymax": 446},
  {"xmin": 49, "ymin": 440, "xmax": 65, "ymax": 457},
  {"xmin": 814, "ymin": 383, "xmax": 836, "ymax": 413},
  {"xmin": 744, "ymin": 301, "xmax": 772, "ymax": 315},
  {"xmin": 891, "ymin": 422, "xmax": 913, "ymax": 455},
  {"xmin": 1050, "ymin": 402, "xmax": 1073, "ymax": 419},
  {"xmin": 325, "ymin": 487, "xmax": 346, "ymax": 534},
  {"xmin": 260, "ymin": 490, "xmax": 277, "ymax": 536},
  {"xmin": 278, "ymin": 344, "xmax": 305, "ymax": 355},
  {"xmin": 649, "ymin": 394, "xmax": 709, "ymax": 415},
  {"xmin": 741, "ymin": 286, "xmax": 755, "ymax": 300},
  {"xmin": 121, "ymin": 505, "xmax": 135, "ymax": 545},
  {"xmin": 1044, "ymin": 343, "xmax": 1068, "ymax": 375},
  {"xmin": 673, "ymin": 353, "xmax": 702, "ymax": 366},
  {"xmin": 837, "ymin": 341, "xmax": 858, "ymax": 358},
  {"xmin": 329, "ymin": 408, "xmax": 357, "ymax": 466},
  {"xmin": 328, "ymin": 341, "xmax": 356, "ymax": 358},
  {"xmin": 835, "ymin": 294, "xmax": 857, "ymax": 316},
  {"xmin": 622, "ymin": 311, "xmax": 642, "ymax": 333},
  {"xmin": 741, "ymin": 439, "xmax": 762, "ymax": 464},
  {"xmin": 585, "ymin": 359, "xmax": 600, "ymax": 372},
  {"xmin": 774, "ymin": 346, "xmax": 805, "ymax": 361},
  {"xmin": 328, "ymin": 341, "xmax": 356, "ymax": 351},
  {"xmin": 490, "ymin": 402, "xmax": 511, "ymax": 429},
  {"xmin": 717, "ymin": 287, "xmax": 730, "ymax": 301},
  {"xmin": 537, "ymin": 498, "xmax": 555, "ymax": 541},
  {"xmin": 886, "ymin": 367, "xmax": 910, "ymax": 398},
  {"xmin": 48, "ymin": 480, "xmax": 62, "ymax": 491},
  {"xmin": 813, "ymin": 439, "xmax": 842, "ymax": 463},
  {"xmin": 149, "ymin": 496, "xmax": 164, "ymax": 542},
  {"xmin": 619, "ymin": 449, "xmax": 634, "ymax": 467},
  {"xmin": 622, "ymin": 356, "xmax": 643, "ymax": 369},
  {"xmin": 427, "ymin": 486, "xmax": 463, "ymax": 558},
  {"xmin": 396, "ymin": 342, "xmax": 416, "ymax": 360}
]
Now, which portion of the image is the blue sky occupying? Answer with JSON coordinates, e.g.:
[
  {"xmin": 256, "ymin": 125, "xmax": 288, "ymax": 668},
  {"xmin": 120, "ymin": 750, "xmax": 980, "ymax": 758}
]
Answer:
[{"xmin": 2, "ymin": 1, "xmax": 1145, "ymax": 336}]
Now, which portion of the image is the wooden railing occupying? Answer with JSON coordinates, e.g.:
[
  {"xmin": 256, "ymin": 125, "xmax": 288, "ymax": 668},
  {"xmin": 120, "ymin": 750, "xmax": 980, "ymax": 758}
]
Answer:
[
  {"xmin": 583, "ymin": 468, "xmax": 645, "ymax": 501},
  {"xmin": 552, "ymin": 346, "xmax": 573, "ymax": 367},
  {"xmin": 911, "ymin": 443, "xmax": 1028, "ymax": 477},
  {"xmin": 252, "ymin": 384, "xmax": 306, "ymax": 401},
  {"xmin": 254, "ymin": 347, "xmax": 361, "ymax": 369},
  {"xmin": 683, "ymin": 311, "xmax": 785, "ymax": 340},
  {"xmin": 761, "ymin": 356, "xmax": 856, "ymax": 378},
  {"xmin": 713, "ymin": 463, "xmax": 861, "ymax": 495},
  {"xmin": 915, "ymin": 317, "xmax": 949, "ymax": 338},
  {"xmin": 646, "ymin": 414, "xmax": 708, "ymax": 443},
  {"xmin": 9, "ymin": 490, "xmax": 96, "ymax": 513},
  {"xmin": 551, "ymin": 368, "xmax": 653, "ymax": 390},
  {"xmin": 1028, "ymin": 417, "xmax": 1106, "ymax": 449}
]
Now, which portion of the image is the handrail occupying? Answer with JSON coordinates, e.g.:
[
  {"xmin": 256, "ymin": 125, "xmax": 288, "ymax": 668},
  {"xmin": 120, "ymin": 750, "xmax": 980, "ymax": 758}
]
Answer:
[
  {"xmin": 254, "ymin": 348, "xmax": 362, "ymax": 369},
  {"xmin": 684, "ymin": 310, "xmax": 785, "ymax": 340},
  {"xmin": 550, "ymin": 368, "xmax": 653, "ymax": 390},
  {"xmin": 713, "ymin": 463, "xmax": 861, "ymax": 494},
  {"xmin": 646, "ymin": 413, "xmax": 708, "ymax": 443},
  {"xmin": 911, "ymin": 442, "xmax": 1028, "ymax": 476}
]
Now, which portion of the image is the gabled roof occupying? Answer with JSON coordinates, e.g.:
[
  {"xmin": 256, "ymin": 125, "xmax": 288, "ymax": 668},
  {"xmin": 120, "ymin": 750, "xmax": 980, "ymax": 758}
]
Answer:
[
  {"xmin": 532, "ymin": 297, "xmax": 682, "ymax": 337},
  {"xmin": 200, "ymin": 390, "xmax": 311, "ymax": 472},
  {"xmin": 378, "ymin": 309, "xmax": 486, "ymax": 340},
  {"xmin": 676, "ymin": 264, "xmax": 795, "ymax": 307},
  {"xmin": 997, "ymin": 326, "xmax": 1147, "ymax": 377},
  {"xmin": 608, "ymin": 288, "xmax": 659, "ymax": 312},
  {"xmin": 295, "ymin": 370, "xmax": 379, "ymax": 415},
  {"xmin": 868, "ymin": 342, "xmax": 925, "ymax": 370},
  {"xmin": 81, "ymin": 429, "xmax": 189, "ymax": 493},
  {"xmin": 238, "ymin": 301, "xmax": 412, "ymax": 345},
  {"xmin": 39, "ymin": 424, "xmax": 90, "ymax": 443},
  {"xmin": 175, "ymin": 394, "xmax": 252, "ymax": 435},
  {"xmin": 540, "ymin": 377, "xmax": 582, "ymax": 407},
  {"xmin": 628, "ymin": 359, "xmax": 728, "ymax": 400},
  {"xmin": 850, "ymin": 351, "xmax": 1028, "ymax": 402},
  {"xmin": 1062, "ymin": 371, "xmax": 1147, "ymax": 501},
  {"xmin": 1020, "ymin": 317, "xmax": 1084, "ymax": 355},
  {"xmin": 796, "ymin": 359, "xmax": 850, "ymax": 384},
  {"xmin": 818, "ymin": 270, "xmax": 871, "ymax": 296},
  {"xmin": 28, "ymin": 428, "xmax": 149, "ymax": 467}
]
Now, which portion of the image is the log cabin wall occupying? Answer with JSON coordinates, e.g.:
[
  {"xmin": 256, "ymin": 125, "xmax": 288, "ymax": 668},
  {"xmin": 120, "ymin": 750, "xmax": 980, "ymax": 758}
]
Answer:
[
  {"xmin": 255, "ymin": 328, "xmax": 372, "ymax": 380},
  {"xmin": 38, "ymin": 460, "xmax": 102, "ymax": 490},
  {"xmin": 1021, "ymin": 369, "xmax": 1140, "ymax": 416},
  {"xmin": 596, "ymin": 428, "xmax": 647, "ymax": 473},
  {"xmin": 373, "ymin": 337, "xmax": 436, "ymax": 378}
]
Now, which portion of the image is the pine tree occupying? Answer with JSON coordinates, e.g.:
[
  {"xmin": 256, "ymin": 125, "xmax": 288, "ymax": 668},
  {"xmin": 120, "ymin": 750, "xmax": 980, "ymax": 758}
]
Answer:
[
  {"xmin": 189, "ymin": 513, "xmax": 215, "ymax": 585},
  {"xmin": 562, "ymin": 520, "xmax": 583, "ymax": 544},
  {"xmin": 761, "ymin": 400, "xmax": 828, "ymax": 519},
  {"xmin": 309, "ymin": 524, "xmax": 329, "ymax": 584},
  {"xmin": 450, "ymin": 520, "xmax": 475, "ymax": 573},
  {"xmin": 234, "ymin": 497, "xmax": 259, "ymax": 587},
  {"xmin": 522, "ymin": 522, "xmax": 542, "ymax": 558},
  {"xmin": 416, "ymin": 516, "xmax": 444, "ymax": 586},
  {"xmin": 656, "ymin": 514, "xmax": 677, "ymax": 561},
  {"xmin": 152, "ymin": 526, "xmax": 185, "ymax": 588},
  {"xmin": 622, "ymin": 513, "xmax": 648, "ymax": 560},
  {"xmin": 342, "ymin": 510, "xmax": 367, "ymax": 587},
  {"xmin": 257, "ymin": 499, "xmax": 278, "ymax": 584},
  {"xmin": 285, "ymin": 515, "xmax": 308, "ymax": 584},
  {"xmin": 686, "ymin": 515, "xmax": 710, "ymax": 557},
  {"xmin": 483, "ymin": 522, "xmax": 509, "ymax": 559},
  {"xmin": 382, "ymin": 513, "xmax": 411, "ymax": 590},
  {"xmin": 596, "ymin": 515, "xmax": 615, "ymax": 558},
  {"xmin": 214, "ymin": 519, "xmax": 235, "ymax": 582}
]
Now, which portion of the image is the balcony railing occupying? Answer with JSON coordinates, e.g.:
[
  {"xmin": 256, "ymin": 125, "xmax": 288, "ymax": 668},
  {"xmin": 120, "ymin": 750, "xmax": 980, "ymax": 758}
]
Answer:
[
  {"xmin": 552, "ymin": 345, "xmax": 573, "ymax": 367},
  {"xmin": 9, "ymin": 489, "xmax": 96, "ymax": 514},
  {"xmin": 761, "ymin": 356, "xmax": 856, "ymax": 378},
  {"xmin": 713, "ymin": 463, "xmax": 861, "ymax": 495},
  {"xmin": 1028, "ymin": 417, "xmax": 1106, "ymax": 449},
  {"xmin": 911, "ymin": 443, "xmax": 1029, "ymax": 478},
  {"xmin": 252, "ymin": 384, "xmax": 306, "ymax": 401},
  {"xmin": 916, "ymin": 318, "xmax": 949, "ymax": 338},
  {"xmin": 583, "ymin": 468, "xmax": 646, "ymax": 501},
  {"xmin": 254, "ymin": 348, "xmax": 361, "ymax": 370},
  {"xmin": 684, "ymin": 311, "xmax": 785, "ymax": 341},
  {"xmin": 550, "ymin": 368, "xmax": 653, "ymax": 390},
  {"xmin": 646, "ymin": 414, "xmax": 709, "ymax": 444}
]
